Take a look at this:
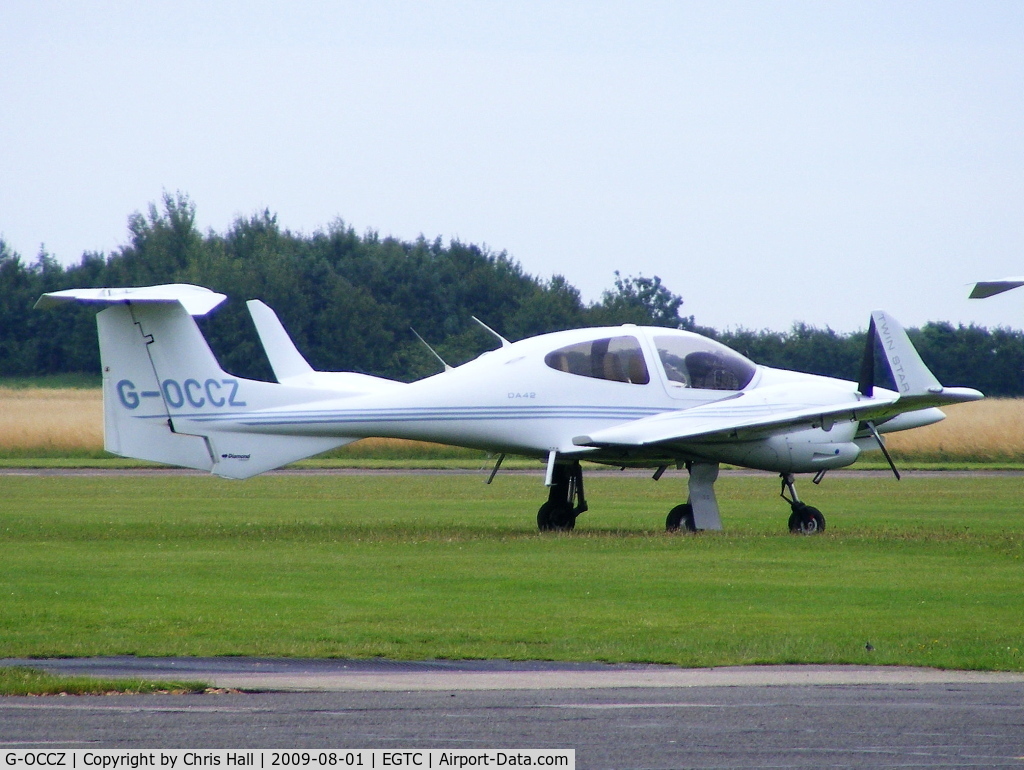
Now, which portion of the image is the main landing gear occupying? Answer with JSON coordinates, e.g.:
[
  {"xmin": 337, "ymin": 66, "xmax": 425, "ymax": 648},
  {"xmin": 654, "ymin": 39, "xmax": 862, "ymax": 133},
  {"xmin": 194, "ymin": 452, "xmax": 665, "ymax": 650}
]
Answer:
[
  {"xmin": 665, "ymin": 502, "xmax": 696, "ymax": 532},
  {"xmin": 537, "ymin": 460, "xmax": 588, "ymax": 531},
  {"xmin": 665, "ymin": 462, "xmax": 723, "ymax": 533},
  {"xmin": 781, "ymin": 473, "xmax": 825, "ymax": 534}
]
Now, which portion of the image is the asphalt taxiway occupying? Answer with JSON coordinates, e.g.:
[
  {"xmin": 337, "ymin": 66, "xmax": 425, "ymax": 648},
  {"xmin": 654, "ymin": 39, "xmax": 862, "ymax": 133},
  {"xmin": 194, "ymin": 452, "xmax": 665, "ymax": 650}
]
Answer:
[{"xmin": 2, "ymin": 659, "xmax": 1023, "ymax": 768}]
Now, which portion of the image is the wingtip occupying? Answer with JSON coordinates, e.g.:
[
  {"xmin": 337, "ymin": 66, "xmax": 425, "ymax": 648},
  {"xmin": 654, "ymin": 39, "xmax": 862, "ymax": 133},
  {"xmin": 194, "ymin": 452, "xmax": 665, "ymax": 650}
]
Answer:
[{"xmin": 969, "ymin": 278, "xmax": 1024, "ymax": 299}]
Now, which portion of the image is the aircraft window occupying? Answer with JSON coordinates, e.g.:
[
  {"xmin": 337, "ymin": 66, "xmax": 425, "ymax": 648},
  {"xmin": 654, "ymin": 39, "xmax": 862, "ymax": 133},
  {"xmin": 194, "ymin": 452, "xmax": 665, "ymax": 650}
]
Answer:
[
  {"xmin": 655, "ymin": 335, "xmax": 756, "ymax": 390},
  {"xmin": 544, "ymin": 336, "xmax": 650, "ymax": 385}
]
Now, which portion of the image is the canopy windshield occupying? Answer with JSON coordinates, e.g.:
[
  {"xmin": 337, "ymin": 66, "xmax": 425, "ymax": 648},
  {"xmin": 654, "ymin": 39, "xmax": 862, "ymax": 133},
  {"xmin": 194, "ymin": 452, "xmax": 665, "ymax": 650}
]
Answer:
[{"xmin": 654, "ymin": 335, "xmax": 756, "ymax": 390}]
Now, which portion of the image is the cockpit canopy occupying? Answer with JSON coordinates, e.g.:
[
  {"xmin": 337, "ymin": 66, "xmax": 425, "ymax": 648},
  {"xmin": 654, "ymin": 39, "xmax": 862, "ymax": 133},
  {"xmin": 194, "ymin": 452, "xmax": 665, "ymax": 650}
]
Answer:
[
  {"xmin": 543, "ymin": 331, "xmax": 757, "ymax": 391},
  {"xmin": 544, "ymin": 336, "xmax": 650, "ymax": 385},
  {"xmin": 653, "ymin": 334, "xmax": 756, "ymax": 390}
]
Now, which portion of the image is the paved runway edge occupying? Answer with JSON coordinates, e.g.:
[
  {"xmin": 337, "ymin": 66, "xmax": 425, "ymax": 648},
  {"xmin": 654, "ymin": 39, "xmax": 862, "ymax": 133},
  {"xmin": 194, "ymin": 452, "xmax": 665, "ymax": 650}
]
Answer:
[
  {"xmin": 210, "ymin": 667, "xmax": 1024, "ymax": 692},
  {"xmin": 4, "ymin": 658, "xmax": 1023, "ymax": 692}
]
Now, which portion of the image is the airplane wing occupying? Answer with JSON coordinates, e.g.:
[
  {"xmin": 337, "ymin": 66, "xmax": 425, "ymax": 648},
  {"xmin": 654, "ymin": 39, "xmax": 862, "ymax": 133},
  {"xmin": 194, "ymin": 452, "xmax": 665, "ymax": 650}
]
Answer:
[
  {"xmin": 573, "ymin": 386, "xmax": 977, "ymax": 449},
  {"xmin": 575, "ymin": 309, "xmax": 983, "ymax": 451}
]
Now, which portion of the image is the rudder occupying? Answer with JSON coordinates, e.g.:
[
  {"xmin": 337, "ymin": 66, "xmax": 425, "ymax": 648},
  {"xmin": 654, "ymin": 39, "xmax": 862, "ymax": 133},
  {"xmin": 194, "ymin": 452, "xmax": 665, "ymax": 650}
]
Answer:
[{"xmin": 97, "ymin": 304, "xmax": 215, "ymax": 471}]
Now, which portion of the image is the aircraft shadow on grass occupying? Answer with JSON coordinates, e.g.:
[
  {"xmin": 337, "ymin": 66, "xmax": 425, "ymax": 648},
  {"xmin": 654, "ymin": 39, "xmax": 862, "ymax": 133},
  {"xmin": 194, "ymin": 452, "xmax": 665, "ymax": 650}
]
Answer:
[{"xmin": 37, "ymin": 284, "xmax": 982, "ymax": 534}]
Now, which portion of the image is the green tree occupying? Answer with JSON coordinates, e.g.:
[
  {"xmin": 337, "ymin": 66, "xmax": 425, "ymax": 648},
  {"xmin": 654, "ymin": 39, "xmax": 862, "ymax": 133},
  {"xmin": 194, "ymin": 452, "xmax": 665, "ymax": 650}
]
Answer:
[{"xmin": 588, "ymin": 272, "xmax": 693, "ymax": 329}]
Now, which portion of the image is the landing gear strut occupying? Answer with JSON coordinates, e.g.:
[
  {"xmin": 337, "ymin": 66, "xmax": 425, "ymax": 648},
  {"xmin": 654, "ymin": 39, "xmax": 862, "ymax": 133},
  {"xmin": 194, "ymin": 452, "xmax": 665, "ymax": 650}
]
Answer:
[
  {"xmin": 781, "ymin": 473, "xmax": 826, "ymax": 534},
  {"xmin": 537, "ymin": 461, "xmax": 588, "ymax": 531}
]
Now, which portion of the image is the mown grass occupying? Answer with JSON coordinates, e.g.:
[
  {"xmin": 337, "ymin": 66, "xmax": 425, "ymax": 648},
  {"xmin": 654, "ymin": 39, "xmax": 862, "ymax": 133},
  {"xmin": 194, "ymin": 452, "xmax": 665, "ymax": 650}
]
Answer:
[
  {"xmin": 0, "ymin": 472, "xmax": 1021, "ymax": 671},
  {"xmin": 0, "ymin": 667, "xmax": 208, "ymax": 696}
]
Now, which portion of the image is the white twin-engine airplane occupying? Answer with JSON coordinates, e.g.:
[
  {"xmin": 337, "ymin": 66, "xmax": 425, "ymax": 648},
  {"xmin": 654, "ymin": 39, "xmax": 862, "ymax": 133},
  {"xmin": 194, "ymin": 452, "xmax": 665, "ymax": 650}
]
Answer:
[{"xmin": 37, "ymin": 284, "xmax": 982, "ymax": 534}]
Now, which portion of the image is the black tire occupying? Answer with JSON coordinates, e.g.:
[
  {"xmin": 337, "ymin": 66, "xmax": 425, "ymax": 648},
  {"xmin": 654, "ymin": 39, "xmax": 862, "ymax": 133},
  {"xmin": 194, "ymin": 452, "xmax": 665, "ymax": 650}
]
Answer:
[
  {"xmin": 789, "ymin": 504, "xmax": 825, "ymax": 535},
  {"xmin": 805, "ymin": 506, "xmax": 826, "ymax": 534},
  {"xmin": 788, "ymin": 507, "xmax": 803, "ymax": 533},
  {"xmin": 537, "ymin": 502, "xmax": 576, "ymax": 532},
  {"xmin": 666, "ymin": 503, "xmax": 696, "ymax": 532}
]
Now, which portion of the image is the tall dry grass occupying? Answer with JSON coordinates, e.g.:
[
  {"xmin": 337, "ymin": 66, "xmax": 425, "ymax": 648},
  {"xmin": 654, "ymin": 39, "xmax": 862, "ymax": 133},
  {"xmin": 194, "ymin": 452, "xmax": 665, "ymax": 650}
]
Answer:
[
  {"xmin": 0, "ymin": 388, "xmax": 1021, "ymax": 462},
  {"xmin": 883, "ymin": 398, "xmax": 1024, "ymax": 462},
  {"xmin": 0, "ymin": 388, "xmax": 476, "ymax": 459},
  {"xmin": 0, "ymin": 388, "xmax": 104, "ymax": 454}
]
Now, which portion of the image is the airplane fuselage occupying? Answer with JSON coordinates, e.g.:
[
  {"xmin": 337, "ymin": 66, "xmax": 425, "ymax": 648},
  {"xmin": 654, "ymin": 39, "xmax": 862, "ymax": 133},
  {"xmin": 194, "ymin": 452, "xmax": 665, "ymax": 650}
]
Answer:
[{"xmin": 169, "ymin": 324, "xmax": 933, "ymax": 474}]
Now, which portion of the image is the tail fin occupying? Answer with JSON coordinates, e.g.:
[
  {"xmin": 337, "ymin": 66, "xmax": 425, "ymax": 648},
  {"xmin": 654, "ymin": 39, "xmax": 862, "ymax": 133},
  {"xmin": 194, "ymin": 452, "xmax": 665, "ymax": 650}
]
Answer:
[
  {"xmin": 39, "ymin": 285, "xmax": 354, "ymax": 478},
  {"xmin": 97, "ymin": 303, "xmax": 215, "ymax": 471},
  {"xmin": 870, "ymin": 310, "xmax": 982, "ymax": 406}
]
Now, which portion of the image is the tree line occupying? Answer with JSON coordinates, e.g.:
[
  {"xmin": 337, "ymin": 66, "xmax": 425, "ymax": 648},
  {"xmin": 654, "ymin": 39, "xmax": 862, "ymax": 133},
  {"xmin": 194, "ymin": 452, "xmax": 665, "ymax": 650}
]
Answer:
[{"xmin": 2, "ymin": 192, "xmax": 1022, "ymax": 396}]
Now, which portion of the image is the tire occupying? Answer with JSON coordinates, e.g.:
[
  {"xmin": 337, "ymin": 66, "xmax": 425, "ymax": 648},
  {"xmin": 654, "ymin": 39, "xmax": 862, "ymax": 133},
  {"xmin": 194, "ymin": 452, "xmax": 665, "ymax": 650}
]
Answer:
[
  {"xmin": 789, "ymin": 504, "xmax": 825, "ymax": 535},
  {"xmin": 666, "ymin": 503, "xmax": 696, "ymax": 532},
  {"xmin": 788, "ymin": 508, "xmax": 803, "ymax": 533},
  {"xmin": 538, "ymin": 502, "xmax": 576, "ymax": 532},
  {"xmin": 804, "ymin": 506, "xmax": 826, "ymax": 534}
]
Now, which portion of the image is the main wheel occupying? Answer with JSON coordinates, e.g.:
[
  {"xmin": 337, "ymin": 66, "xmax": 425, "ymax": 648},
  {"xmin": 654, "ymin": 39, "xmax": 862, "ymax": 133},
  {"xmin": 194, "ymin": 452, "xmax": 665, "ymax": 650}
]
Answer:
[
  {"xmin": 666, "ymin": 503, "xmax": 696, "ymax": 532},
  {"xmin": 788, "ymin": 504, "xmax": 825, "ymax": 535},
  {"xmin": 537, "ymin": 502, "xmax": 576, "ymax": 532}
]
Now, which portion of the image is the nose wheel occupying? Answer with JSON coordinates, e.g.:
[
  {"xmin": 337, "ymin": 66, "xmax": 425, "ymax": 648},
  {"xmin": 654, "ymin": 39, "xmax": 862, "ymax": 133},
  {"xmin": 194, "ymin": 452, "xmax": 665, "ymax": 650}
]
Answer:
[
  {"xmin": 781, "ymin": 474, "xmax": 826, "ymax": 534},
  {"xmin": 537, "ymin": 461, "xmax": 587, "ymax": 531}
]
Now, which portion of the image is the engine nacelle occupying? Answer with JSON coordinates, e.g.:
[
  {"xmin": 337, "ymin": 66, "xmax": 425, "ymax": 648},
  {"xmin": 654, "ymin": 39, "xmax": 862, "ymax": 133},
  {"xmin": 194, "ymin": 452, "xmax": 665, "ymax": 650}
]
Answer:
[{"xmin": 698, "ymin": 423, "xmax": 861, "ymax": 474}]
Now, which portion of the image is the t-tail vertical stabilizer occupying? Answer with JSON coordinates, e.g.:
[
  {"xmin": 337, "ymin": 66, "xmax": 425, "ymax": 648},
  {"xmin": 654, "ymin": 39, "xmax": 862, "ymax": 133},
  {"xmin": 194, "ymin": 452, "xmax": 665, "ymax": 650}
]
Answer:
[
  {"xmin": 37, "ymin": 285, "xmax": 354, "ymax": 478},
  {"xmin": 870, "ymin": 310, "xmax": 981, "ymax": 406},
  {"xmin": 96, "ymin": 303, "xmax": 215, "ymax": 471}
]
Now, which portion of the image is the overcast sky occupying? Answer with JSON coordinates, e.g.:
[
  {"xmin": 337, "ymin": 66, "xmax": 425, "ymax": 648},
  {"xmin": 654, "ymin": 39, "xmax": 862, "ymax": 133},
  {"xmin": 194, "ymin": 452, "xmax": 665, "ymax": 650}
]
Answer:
[{"xmin": 2, "ymin": 1, "xmax": 1023, "ymax": 333}]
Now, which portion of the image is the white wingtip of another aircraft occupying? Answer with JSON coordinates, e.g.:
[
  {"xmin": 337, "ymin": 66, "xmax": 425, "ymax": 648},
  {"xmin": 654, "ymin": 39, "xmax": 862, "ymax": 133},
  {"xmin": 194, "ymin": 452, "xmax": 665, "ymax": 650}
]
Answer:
[{"xmin": 969, "ymin": 277, "xmax": 1024, "ymax": 299}]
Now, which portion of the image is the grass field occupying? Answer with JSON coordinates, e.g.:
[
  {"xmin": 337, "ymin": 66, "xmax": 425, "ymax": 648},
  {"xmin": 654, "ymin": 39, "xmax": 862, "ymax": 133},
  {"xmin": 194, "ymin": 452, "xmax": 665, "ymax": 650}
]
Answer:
[
  {"xmin": 1, "ymin": 471, "xmax": 1021, "ymax": 671},
  {"xmin": 0, "ymin": 667, "xmax": 207, "ymax": 696}
]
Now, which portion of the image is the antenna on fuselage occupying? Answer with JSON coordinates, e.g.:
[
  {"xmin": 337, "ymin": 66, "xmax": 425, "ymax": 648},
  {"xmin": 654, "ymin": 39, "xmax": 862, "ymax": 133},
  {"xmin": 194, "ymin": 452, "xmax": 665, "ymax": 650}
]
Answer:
[
  {"xmin": 411, "ymin": 328, "xmax": 452, "ymax": 372},
  {"xmin": 471, "ymin": 316, "xmax": 511, "ymax": 348}
]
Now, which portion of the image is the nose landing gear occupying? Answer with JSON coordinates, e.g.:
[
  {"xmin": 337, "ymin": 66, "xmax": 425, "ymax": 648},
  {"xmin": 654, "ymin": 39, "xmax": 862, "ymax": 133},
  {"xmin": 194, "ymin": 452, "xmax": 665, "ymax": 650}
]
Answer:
[
  {"xmin": 781, "ymin": 473, "xmax": 826, "ymax": 534},
  {"xmin": 537, "ymin": 460, "xmax": 588, "ymax": 531}
]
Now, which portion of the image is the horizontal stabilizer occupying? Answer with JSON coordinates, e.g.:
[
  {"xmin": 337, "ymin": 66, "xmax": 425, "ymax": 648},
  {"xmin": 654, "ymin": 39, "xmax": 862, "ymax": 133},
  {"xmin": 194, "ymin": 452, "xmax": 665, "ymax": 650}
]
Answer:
[{"xmin": 35, "ymin": 284, "xmax": 227, "ymax": 316}]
